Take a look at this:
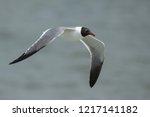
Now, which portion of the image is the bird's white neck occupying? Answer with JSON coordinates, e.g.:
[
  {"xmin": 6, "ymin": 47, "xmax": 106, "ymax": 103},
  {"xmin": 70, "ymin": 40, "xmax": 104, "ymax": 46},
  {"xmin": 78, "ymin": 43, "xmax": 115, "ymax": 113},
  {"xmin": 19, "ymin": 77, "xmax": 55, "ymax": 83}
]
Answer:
[
  {"xmin": 61, "ymin": 27, "xmax": 82, "ymax": 41},
  {"xmin": 75, "ymin": 27, "xmax": 82, "ymax": 34}
]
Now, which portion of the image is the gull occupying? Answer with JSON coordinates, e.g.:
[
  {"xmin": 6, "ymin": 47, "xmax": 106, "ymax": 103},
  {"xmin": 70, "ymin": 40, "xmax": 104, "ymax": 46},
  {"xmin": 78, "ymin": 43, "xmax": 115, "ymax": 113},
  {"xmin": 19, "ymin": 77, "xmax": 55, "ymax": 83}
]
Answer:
[{"xmin": 9, "ymin": 27, "xmax": 105, "ymax": 88}]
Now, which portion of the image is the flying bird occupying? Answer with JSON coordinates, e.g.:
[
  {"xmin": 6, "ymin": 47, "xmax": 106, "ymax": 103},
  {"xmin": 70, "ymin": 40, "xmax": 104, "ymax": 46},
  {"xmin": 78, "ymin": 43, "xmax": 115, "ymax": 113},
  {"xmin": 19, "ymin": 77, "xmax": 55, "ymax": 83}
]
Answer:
[{"xmin": 9, "ymin": 27, "xmax": 105, "ymax": 88}]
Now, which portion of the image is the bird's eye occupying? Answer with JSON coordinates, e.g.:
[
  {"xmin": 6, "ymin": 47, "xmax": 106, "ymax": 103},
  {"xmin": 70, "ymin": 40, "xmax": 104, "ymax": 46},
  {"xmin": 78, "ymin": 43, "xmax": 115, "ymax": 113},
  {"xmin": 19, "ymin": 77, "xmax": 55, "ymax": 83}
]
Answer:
[{"xmin": 85, "ymin": 29, "xmax": 89, "ymax": 33}]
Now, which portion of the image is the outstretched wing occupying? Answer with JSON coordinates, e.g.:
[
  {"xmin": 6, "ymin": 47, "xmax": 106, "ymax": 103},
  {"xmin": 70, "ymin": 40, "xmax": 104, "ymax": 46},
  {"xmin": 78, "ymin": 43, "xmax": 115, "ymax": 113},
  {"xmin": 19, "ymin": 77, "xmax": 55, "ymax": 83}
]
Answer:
[
  {"xmin": 9, "ymin": 28, "xmax": 64, "ymax": 64},
  {"xmin": 80, "ymin": 35, "xmax": 105, "ymax": 87}
]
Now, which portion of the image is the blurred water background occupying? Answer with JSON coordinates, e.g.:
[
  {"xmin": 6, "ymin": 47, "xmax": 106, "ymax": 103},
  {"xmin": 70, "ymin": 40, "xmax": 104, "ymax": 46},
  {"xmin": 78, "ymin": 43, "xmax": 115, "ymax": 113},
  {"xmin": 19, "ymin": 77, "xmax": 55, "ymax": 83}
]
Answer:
[{"xmin": 0, "ymin": 0, "xmax": 150, "ymax": 99}]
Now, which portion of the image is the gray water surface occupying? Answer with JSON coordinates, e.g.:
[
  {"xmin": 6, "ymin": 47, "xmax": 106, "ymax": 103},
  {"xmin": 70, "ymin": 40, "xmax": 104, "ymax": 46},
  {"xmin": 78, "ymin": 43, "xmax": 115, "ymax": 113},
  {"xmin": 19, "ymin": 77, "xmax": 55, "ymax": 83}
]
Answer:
[{"xmin": 0, "ymin": 0, "xmax": 150, "ymax": 99}]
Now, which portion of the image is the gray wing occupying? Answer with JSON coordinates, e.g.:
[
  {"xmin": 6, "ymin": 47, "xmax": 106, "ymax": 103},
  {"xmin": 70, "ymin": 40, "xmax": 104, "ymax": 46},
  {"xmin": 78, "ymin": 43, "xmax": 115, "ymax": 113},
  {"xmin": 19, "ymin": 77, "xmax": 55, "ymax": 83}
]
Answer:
[
  {"xmin": 80, "ymin": 35, "xmax": 105, "ymax": 87},
  {"xmin": 9, "ymin": 28, "xmax": 64, "ymax": 64}
]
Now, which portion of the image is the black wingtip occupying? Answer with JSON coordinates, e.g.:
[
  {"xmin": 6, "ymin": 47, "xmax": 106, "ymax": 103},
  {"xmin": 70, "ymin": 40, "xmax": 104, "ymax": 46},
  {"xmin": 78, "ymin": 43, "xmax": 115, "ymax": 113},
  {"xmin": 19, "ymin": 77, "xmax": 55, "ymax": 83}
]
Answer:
[
  {"xmin": 90, "ymin": 83, "xmax": 94, "ymax": 88},
  {"xmin": 9, "ymin": 61, "xmax": 14, "ymax": 65},
  {"xmin": 9, "ymin": 46, "xmax": 45, "ymax": 65},
  {"xmin": 9, "ymin": 62, "xmax": 12, "ymax": 65},
  {"xmin": 9, "ymin": 59, "xmax": 19, "ymax": 65},
  {"xmin": 9, "ymin": 61, "xmax": 15, "ymax": 65},
  {"xmin": 89, "ymin": 62, "xmax": 103, "ymax": 88},
  {"xmin": 9, "ymin": 53, "xmax": 26, "ymax": 65},
  {"xmin": 89, "ymin": 79, "xmax": 96, "ymax": 88}
]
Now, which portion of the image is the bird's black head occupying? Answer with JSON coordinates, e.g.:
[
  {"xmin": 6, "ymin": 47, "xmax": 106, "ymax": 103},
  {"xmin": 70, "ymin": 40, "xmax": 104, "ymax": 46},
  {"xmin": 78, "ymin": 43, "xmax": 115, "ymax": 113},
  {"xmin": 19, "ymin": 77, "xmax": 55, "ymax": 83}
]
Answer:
[{"xmin": 81, "ymin": 27, "xmax": 95, "ymax": 37}]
